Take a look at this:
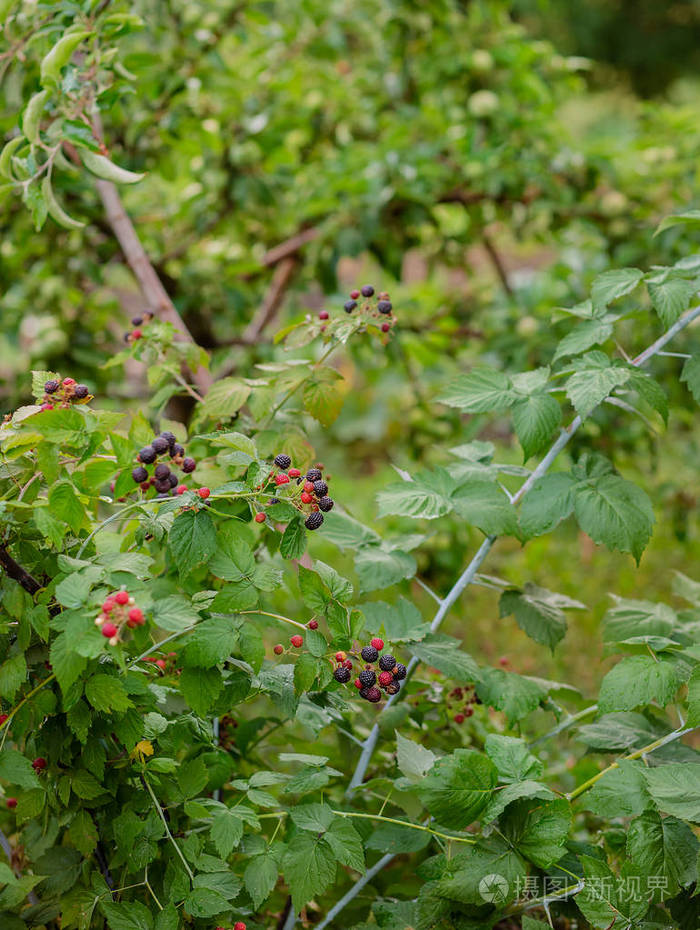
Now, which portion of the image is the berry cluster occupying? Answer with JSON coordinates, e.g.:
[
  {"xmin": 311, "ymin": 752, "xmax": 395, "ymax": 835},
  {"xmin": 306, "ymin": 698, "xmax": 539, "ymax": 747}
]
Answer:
[
  {"xmin": 143, "ymin": 651, "xmax": 178, "ymax": 673},
  {"xmin": 40, "ymin": 376, "xmax": 91, "ymax": 411},
  {"xmin": 94, "ymin": 590, "xmax": 144, "ymax": 645},
  {"xmin": 123, "ymin": 312, "xmax": 153, "ymax": 345},
  {"xmin": 336, "ymin": 638, "xmax": 407, "ymax": 704},
  {"xmin": 340, "ymin": 284, "xmax": 395, "ymax": 334},
  {"xmin": 448, "ymin": 685, "xmax": 480, "ymax": 723},
  {"xmin": 256, "ymin": 453, "xmax": 335, "ymax": 531},
  {"xmin": 132, "ymin": 431, "xmax": 196, "ymax": 498}
]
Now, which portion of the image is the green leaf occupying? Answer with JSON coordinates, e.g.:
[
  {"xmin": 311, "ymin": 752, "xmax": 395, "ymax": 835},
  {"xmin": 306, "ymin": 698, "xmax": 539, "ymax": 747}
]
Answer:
[
  {"xmin": 303, "ymin": 368, "xmax": 345, "ymax": 427},
  {"xmin": 565, "ymin": 354, "xmax": 631, "ymax": 418},
  {"xmin": 480, "ymin": 780, "xmax": 555, "ymax": 823},
  {"xmin": 0, "ymin": 653, "xmax": 26, "ymax": 700},
  {"xmin": 182, "ymin": 616, "xmax": 239, "ymax": 667},
  {"xmin": 210, "ymin": 809, "xmax": 244, "ymax": 858},
  {"xmin": 318, "ymin": 510, "xmax": 381, "ymax": 549},
  {"xmin": 361, "ymin": 598, "xmax": 428, "ymax": 642},
  {"xmin": 680, "ymin": 354, "xmax": 700, "ymax": 403},
  {"xmin": 294, "ymin": 653, "xmax": 319, "ymax": 694},
  {"xmin": 50, "ymin": 632, "xmax": 87, "ymax": 693},
  {"xmin": 0, "ymin": 749, "xmax": 39, "ymax": 789},
  {"xmin": 396, "ymin": 731, "xmax": 437, "ymax": 782},
  {"xmin": 552, "ymin": 317, "xmax": 614, "ymax": 362},
  {"xmin": 283, "ymin": 831, "xmax": 336, "ymax": 913},
  {"xmin": 22, "ymin": 89, "xmax": 49, "ymax": 143},
  {"xmin": 100, "ymin": 901, "xmax": 154, "ymax": 930},
  {"xmin": 354, "ymin": 548, "xmax": 416, "ymax": 592},
  {"xmin": 184, "ymin": 887, "xmax": 230, "ymax": 919},
  {"xmin": 502, "ymin": 797, "xmax": 571, "ymax": 868},
  {"xmin": 154, "ymin": 904, "xmax": 179, "ymax": 930},
  {"xmin": 483, "ymin": 734, "xmax": 543, "ymax": 783},
  {"xmin": 499, "ymin": 584, "xmax": 584, "ymax": 651},
  {"xmin": 325, "ymin": 817, "xmax": 365, "ymax": 872},
  {"xmin": 687, "ymin": 665, "xmax": 700, "ymax": 727},
  {"xmin": 48, "ymin": 480, "xmax": 85, "ymax": 533},
  {"xmin": 574, "ymin": 855, "xmax": 621, "ymax": 930},
  {"xmin": 511, "ymin": 393, "xmax": 561, "ymax": 460},
  {"xmin": 437, "ymin": 367, "xmax": 516, "ymax": 412},
  {"xmin": 178, "ymin": 757, "xmax": 208, "ymax": 799},
  {"xmin": 647, "ymin": 276, "xmax": 696, "ymax": 327},
  {"xmin": 81, "ymin": 149, "xmax": 145, "ymax": 184},
  {"xmin": 417, "ymin": 748, "xmax": 498, "ymax": 828},
  {"xmin": 573, "ymin": 473, "xmax": 654, "ymax": 562},
  {"xmin": 655, "ymin": 209, "xmax": 700, "ymax": 235},
  {"xmin": 280, "ymin": 517, "xmax": 307, "ymax": 560},
  {"xmin": 71, "ymin": 769, "xmax": 105, "ymax": 799},
  {"xmin": 475, "ymin": 668, "xmax": 547, "ymax": 724},
  {"xmin": 366, "ymin": 822, "xmax": 430, "ymax": 854},
  {"xmin": 179, "ymin": 667, "xmax": 222, "ymax": 715},
  {"xmin": 582, "ymin": 760, "xmax": 652, "ymax": 819},
  {"xmin": 627, "ymin": 810, "xmax": 698, "ymax": 900},
  {"xmin": 591, "ymin": 267, "xmax": 643, "ymax": 308},
  {"xmin": 198, "ymin": 377, "xmax": 250, "ymax": 420},
  {"xmin": 208, "ymin": 530, "xmax": 255, "ymax": 581},
  {"xmin": 42, "ymin": 177, "xmax": 85, "ymax": 229},
  {"xmin": 598, "ymin": 656, "xmax": 681, "ymax": 713},
  {"xmin": 432, "ymin": 835, "xmax": 525, "ymax": 907},
  {"xmin": 152, "ymin": 595, "xmax": 200, "ymax": 633},
  {"xmin": 244, "ymin": 851, "xmax": 279, "ymax": 908},
  {"xmin": 169, "ymin": 510, "xmax": 217, "ymax": 573},
  {"xmin": 452, "ymin": 480, "xmax": 518, "ymax": 536},
  {"xmin": 519, "ymin": 473, "xmax": 576, "ymax": 538},
  {"xmin": 41, "ymin": 31, "xmax": 91, "ymax": 85},
  {"xmin": 85, "ymin": 674, "xmax": 132, "ymax": 713},
  {"xmin": 407, "ymin": 633, "xmax": 479, "ymax": 681},
  {"xmin": 376, "ymin": 470, "xmax": 454, "ymax": 520},
  {"xmin": 643, "ymin": 764, "xmax": 700, "ymax": 821}
]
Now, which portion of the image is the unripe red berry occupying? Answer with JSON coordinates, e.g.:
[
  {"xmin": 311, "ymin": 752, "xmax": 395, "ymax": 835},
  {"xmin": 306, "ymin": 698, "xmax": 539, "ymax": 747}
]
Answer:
[
  {"xmin": 254, "ymin": 512, "xmax": 266, "ymax": 524},
  {"xmin": 335, "ymin": 651, "xmax": 346, "ymax": 662},
  {"xmin": 454, "ymin": 713, "xmax": 465, "ymax": 724},
  {"xmin": 102, "ymin": 599, "xmax": 115, "ymax": 613},
  {"xmin": 288, "ymin": 467, "xmax": 301, "ymax": 478},
  {"xmin": 131, "ymin": 328, "xmax": 142, "ymax": 339},
  {"xmin": 465, "ymin": 706, "xmax": 474, "ymax": 717},
  {"xmin": 115, "ymin": 591, "xmax": 129, "ymax": 605},
  {"xmin": 128, "ymin": 607, "xmax": 143, "ymax": 624},
  {"xmin": 371, "ymin": 638, "xmax": 384, "ymax": 650},
  {"xmin": 378, "ymin": 671, "xmax": 393, "ymax": 687},
  {"xmin": 307, "ymin": 619, "xmax": 318, "ymax": 629},
  {"xmin": 290, "ymin": 634, "xmax": 303, "ymax": 648},
  {"xmin": 303, "ymin": 481, "xmax": 315, "ymax": 493},
  {"xmin": 499, "ymin": 656, "xmax": 509, "ymax": 667},
  {"xmin": 32, "ymin": 757, "xmax": 47, "ymax": 771},
  {"xmin": 62, "ymin": 378, "xmax": 76, "ymax": 387},
  {"xmin": 300, "ymin": 492, "xmax": 313, "ymax": 504},
  {"xmin": 156, "ymin": 659, "xmax": 167, "ymax": 670},
  {"xmin": 354, "ymin": 678, "xmax": 362, "ymax": 689},
  {"xmin": 319, "ymin": 310, "xmax": 329, "ymax": 320},
  {"xmin": 197, "ymin": 487, "xmax": 210, "ymax": 499},
  {"xmin": 350, "ymin": 290, "xmax": 360, "ymax": 299},
  {"xmin": 234, "ymin": 923, "xmax": 247, "ymax": 930},
  {"xmin": 176, "ymin": 484, "xmax": 187, "ymax": 494},
  {"xmin": 101, "ymin": 622, "xmax": 118, "ymax": 638},
  {"xmin": 343, "ymin": 659, "xmax": 353, "ymax": 670},
  {"xmin": 40, "ymin": 403, "xmax": 54, "ymax": 411},
  {"xmin": 273, "ymin": 644, "xmax": 284, "ymax": 655},
  {"xmin": 381, "ymin": 322, "xmax": 391, "ymax": 333},
  {"xmin": 274, "ymin": 473, "xmax": 290, "ymax": 486},
  {"xmin": 6, "ymin": 798, "xmax": 17, "ymax": 809},
  {"xmin": 0, "ymin": 714, "xmax": 8, "ymax": 726}
]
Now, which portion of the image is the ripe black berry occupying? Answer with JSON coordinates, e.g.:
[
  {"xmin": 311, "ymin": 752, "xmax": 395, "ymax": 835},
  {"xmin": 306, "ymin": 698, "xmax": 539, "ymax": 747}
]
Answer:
[
  {"xmin": 154, "ymin": 463, "xmax": 171, "ymax": 480},
  {"xmin": 306, "ymin": 468, "xmax": 323, "ymax": 482},
  {"xmin": 138, "ymin": 446, "xmax": 157, "ymax": 464},
  {"xmin": 43, "ymin": 379, "xmax": 59, "ymax": 394},
  {"xmin": 132, "ymin": 466, "xmax": 148, "ymax": 483},
  {"xmin": 182, "ymin": 457, "xmax": 196, "ymax": 473},
  {"xmin": 268, "ymin": 497, "xmax": 280, "ymax": 505},
  {"xmin": 171, "ymin": 443, "xmax": 185, "ymax": 458},
  {"xmin": 131, "ymin": 316, "xmax": 143, "ymax": 326},
  {"xmin": 359, "ymin": 687, "xmax": 371, "ymax": 699},
  {"xmin": 361, "ymin": 285, "xmax": 375, "ymax": 297},
  {"xmin": 274, "ymin": 453, "xmax": 292, "ymax": 469},
  {"xmin": 366, "ymin": 686, "xmax": 382, "ymax": 703},
  {"xmin": 305, "ymin": 512, "xmax": 324, "ymax": 531},
  {"xmin": 154, "ymin": 479, "xmax": 171, "ymax": 493},
  {"xmin": 333, "ymin": 667, "xmax": 351, "ymax": 683},
  {"xmin": 168, "ymin": 473, "xmax": 179, "ymax": 488},
  {"xmin": 318, "ymin": 496, "xmax": 334, "ymax": 512},
  {"xmin": 385, "ymin": 682, "xmax": 400, "ymax": 695},
  {"xmin": 361, "ymin": 645, "xmax": 379, "ymax": 663},
  {"xmin": 313, "ymin": 480, "xmax": 328, "ymax": 497},
  {"xmin": 74, "ymin": 384, "xmax": 89, "ymax": 399},
  {"xmin": 393, "ymin": 663, "xmax": 407, "ymax": 680},
  {"xmin": 379, "ymin": 654, "xmax": 396, "ymax": 671},
  {"xmin": 344, "ymin": 300, "xmax": 357, "ymax": 313},
  {"xmin": 160, "ymin": 431, "xmax": 176, "ymax": 449},
  {"xmin": 152, "ymin": 436, "xmax": 169, "ymax": 455},
  {"xmin": 377, "ymin": 300, "xmax": 392, "ymax": 314},
  {"xmin": 358, "ymin": 669, "xmax": 376, "ymax": 687}
]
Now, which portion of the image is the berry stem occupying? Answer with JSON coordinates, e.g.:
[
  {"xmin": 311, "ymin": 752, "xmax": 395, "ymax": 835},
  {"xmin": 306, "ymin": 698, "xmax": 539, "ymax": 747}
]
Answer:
[
  {"xmin": 329, "ymin": 809, "xmax": 476, "ymax": 845},
  {"xmin": 239, "ymin": 609, "xmax": 306, "ymax": 630}
]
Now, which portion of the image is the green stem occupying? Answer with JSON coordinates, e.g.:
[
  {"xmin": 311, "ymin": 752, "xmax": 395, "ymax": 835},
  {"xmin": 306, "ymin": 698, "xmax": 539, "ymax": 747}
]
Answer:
[
  {"xmin": 142, "ymin": 775, "xmax": 194, "ymax": 883},
  {"xmin": 0, "ymin": 674, "xmax": 56, "ymax": 751}
]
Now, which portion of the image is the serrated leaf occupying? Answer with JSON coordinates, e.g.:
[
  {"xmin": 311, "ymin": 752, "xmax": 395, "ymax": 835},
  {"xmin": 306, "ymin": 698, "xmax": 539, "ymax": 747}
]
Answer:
[
  {"xmin": 325, "ymin": 818, "xmax": 365, "ymax": 872},
  {"xmin": 452, "ymin": 480, "xmax": 519, "ymax": 536},
  {"xmin": 573, "ymin": 474, "xmax": 654, "ymax": 562},
  {"xmin": 484, "ymin": 734, "xmax": 543, "ymax": 783},
  {"xmin": 553, "ymin": 318, "xmax": 614, "ymax": 362},
  {"xmin": 643, "ymin": 764, "xmax": 700, "ymax": 821},
  {"xmin": 647, "ymin": 275, "xmax": 696, "ymax": 327},
  {"xmin": 199, "ymin": 377, "xmax": 250, "ymax": 420},
  {"xmin": 627, "ymin": 810, "xmax": 698, "ymax": 899},
  {"xmin": 169, "ymin": 510, "xmax": 217, "ymax": 573},
  {"xmin": 85, "ymin": 674, "xmax": 132, "ymax": 713},
  {"xmin": 283, "ymin": 831, "xmax": 336, "ymax": 912},
  {"xmin": 502, "ymin": 797, "xmax": 571, "ymax": 868},
  {"xmin": 681, "ymin": 354, "xmax": 700, "ymax": 403},
  {"xmin": 598, "ymin": 656, "xmax": 681, "ymax": 713},
  {"xmin": 408, "ymin": 633, "xmax": 479, "ymax": 681},
  {"xmin": 303, "ymin": 369, "xmax": 345, "ymax": 427},
  {"xmin": 476, "ymin": 668, "xmax": 547, "ymax": 724},
  {"xmin": 591, "ymin": 267, "xmax": 643, "ymax": 308},
  {"xmin": 437, "ymin": 367, "xmax": 516, "ymax": 412},
  {"xmin": 179, "ymin": 667, "xmax": 222, "ymax": 715},
  {"xmin": 655, "ymin": 209, "xmax": 700, "ymax": 236},
  {"xmin": 377, "ymin": 469, "xmax": 455, "ymax": 520},
  {"xmin": 511, "ymin": 393, "xmax": 561, "ymax": 460},
  {"xmin": 565, "ymin": 356, "xmax": 631, "ymax": 418},
  {"xmin": 519, "ymin": 472, "xmax": 576, "ymax": 538},
  {"xmin": 244, "ymin": 851, "xmax": 278, "ymax": 908},
  {"xmin": 417, "ymin": 748, "xmax": 498, "ymax": 828},
  {"xmin": 182, "ymin": 615, "xmax": 239, "ymax": 667},
  {"xmin": 582, "ymin": 759, "xmax": 652, "ymax": 819},
  {"xmin": 499, "ymin": 584, "xmax": 583, "ymax": 651},
  {"xmin": 280, "ymin": 517, "xmax": 307, "ymax": 559},
  {"xmin": 0, "ymin": 749, "xmax": 40, "ymax": 789},
  {"xmin": 355, "ymin": 548, "xmax": 416, "ymax": 592}
]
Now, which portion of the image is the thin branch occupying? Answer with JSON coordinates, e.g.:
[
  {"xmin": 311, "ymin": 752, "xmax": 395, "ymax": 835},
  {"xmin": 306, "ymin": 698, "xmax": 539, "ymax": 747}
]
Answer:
[
  {"xmin": 482, "ymin": 231, "xmax": 513, "ymax": 297},
  {"xmin": 141, "ymin": 775, "xmax": 194, "ymax": 883},
  {"xmin": 346, "ymin": 300, "xmax": 700, "ymax": 796},
  {"xmin": 262, "ymin": 228, "xmax": 318, "ymax": 266},
  {"xmin": 0, "ymin": 545, "xmax": 42, "ymax": 595},
  {"xmin": 243, "ymin": 257, "xmax": 298, "ymax": 343},
  {"xmin": 311, "ymin": 854, "xmax": 395, "ymax": 930}
]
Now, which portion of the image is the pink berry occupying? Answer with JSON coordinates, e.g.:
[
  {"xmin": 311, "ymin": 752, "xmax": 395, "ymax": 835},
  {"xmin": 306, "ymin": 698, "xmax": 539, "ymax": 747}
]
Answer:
[
  {"xmin": 131, "ymin": 328, "xmax": 142, "ymax": 339},
  {"xmin": 350, "ymin": 290, "xmax": 360, "ymax": 299},
  {"xmin": 197, "ymin": 487, "xmax": 210, "ymax": 499},
  {"xmin": 40, "ymin": 403, "xmax": 53, "ymax": 411},
  {"xmin": 156, "ymin": 659, "xmax": 167, "ymax": 670},
  {"xmin": 115, "ymin": 591, "xmax": 129, "ymax": 605},
  {"xmin": 300, "ymin": 492, "xmax": 312, "ymax": 503},
  {"xmin": 62, "ymin": 378, "xmax": 76, "ymax": 387},
  {"xmin": 274, "ymin": 473, "xmax": 290, "ymax": 486},
  {"xmin": 290, "ymin": 635, "xmax": 303, "ymax": 648},
  {"xmin": 234, "ymin": 923, "xmax": 247, "ymax": 930},
  {"xmin": 176, "ymin": 484, "xmax": 187, "ymax": 494},
  {"xmin": 0, "ymin": 714, "xmax": 8, "ymax": 726},
  {"xmin": 307, "ymin": 619, "xmax": 318, "ymax": 630},
  {"xmin": 381, "ymin": 322, "xmax": 391, "ymax": 333},
  {"xmin": 454, "ymin": 713, "xmax": 465, "ymax": 724},
  {"xmin": 273, "ymin": 644, "xmax": 284, "ymax": 655},
  {"xmin": 101, "ymin": 622, "xmax": 118, "ymax": 638},
  {"xmin": 343, "ymin": 659, "xmax": 353, "ymax": 670},
  {"xmin": 6, "ymin": 798, "xmax": 17, "ymax": 809},
  {"xmin": 319, "ymin": 310, "xmax": 329, "ymax": 320},
  {"xmin": 371, "ymin": 638, "xmax": 384, "ymax": 650},
  {"xmin": 378, "ymin": 671, "xmax": 393, "ymax": 687},
  {"xmin": 335, "ymin": 651, "xmax": 346, "ymax": 662},
  {"xmin": 254, "ymin": 512, "xmax": 266, "ymax": 523},
  {"xmin": 102, "ymin": 600, "xmax": 115, "ymax": 613},
  {"xmin": 128, "ymin": 607, "xmax": 143, "ymax": 624},
  {"xmin": 354, "ymin": 678, "xmax": 362, "ymax": 689},
  {"xmin": 288, "ymin": 468, "xmax": 301, "ymax": 478}
]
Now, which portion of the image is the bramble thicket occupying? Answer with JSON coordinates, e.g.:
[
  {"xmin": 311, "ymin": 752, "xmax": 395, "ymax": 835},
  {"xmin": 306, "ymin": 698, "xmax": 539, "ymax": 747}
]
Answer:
[{"xmin": 2, "ymin": 3, "xmax": 700, "ymax": 930}]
